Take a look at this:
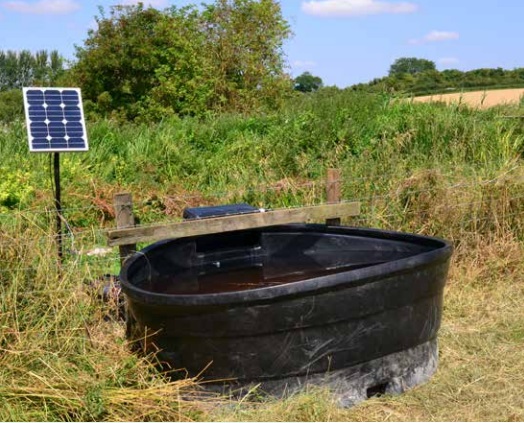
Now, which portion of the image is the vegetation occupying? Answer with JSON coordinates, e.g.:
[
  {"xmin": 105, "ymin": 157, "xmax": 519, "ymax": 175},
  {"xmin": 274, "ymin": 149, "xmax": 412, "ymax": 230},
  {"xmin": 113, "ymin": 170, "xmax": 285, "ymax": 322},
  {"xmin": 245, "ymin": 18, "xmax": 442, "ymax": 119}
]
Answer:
[
  {"xmin": 72, "ymin": 1, "xmax": 292, "ymax": 121},
  {"xmin": 0, "ymin": 49, "xmax": 65, "ymax": 91},
  {"xmin": 354, "ymin": 58, "xmax": 524, "ymax": 96},
  {"xmin": 294, "ymin": 71, "xmax": 323, "ymax": 92},
  {"xmin": 388, "ymin": 57, "xmax": 437, "ymax": 76},
  {"xmin": 0, "ymin": 87, "xmax": 523, "ymax": 420},
  {"xmin": 0, "ymin": 89, "xmax": 23, "ymax": 123},
  {"xmin": 1, "ymin": 41, "xmax": 524, "ymax": 123}
]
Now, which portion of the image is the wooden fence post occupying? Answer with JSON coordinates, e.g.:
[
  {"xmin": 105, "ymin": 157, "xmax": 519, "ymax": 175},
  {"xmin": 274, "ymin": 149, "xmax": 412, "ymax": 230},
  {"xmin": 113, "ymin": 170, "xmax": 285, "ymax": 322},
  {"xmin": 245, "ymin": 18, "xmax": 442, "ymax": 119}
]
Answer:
[
  {"xmin": 326, "ymin": 168, "xmax": 341, "ymax": 226},
  {"xmin": 114, "ymin": 192, "xmax": 136, "ymax": 265}
]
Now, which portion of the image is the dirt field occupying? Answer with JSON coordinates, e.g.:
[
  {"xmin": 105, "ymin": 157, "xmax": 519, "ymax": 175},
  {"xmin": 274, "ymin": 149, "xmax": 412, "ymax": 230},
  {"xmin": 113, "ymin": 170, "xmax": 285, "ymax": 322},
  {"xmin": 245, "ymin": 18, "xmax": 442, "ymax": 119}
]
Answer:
[{"xmin": 414, "ymin": 88, "xmax": 524, "ymax": 108}]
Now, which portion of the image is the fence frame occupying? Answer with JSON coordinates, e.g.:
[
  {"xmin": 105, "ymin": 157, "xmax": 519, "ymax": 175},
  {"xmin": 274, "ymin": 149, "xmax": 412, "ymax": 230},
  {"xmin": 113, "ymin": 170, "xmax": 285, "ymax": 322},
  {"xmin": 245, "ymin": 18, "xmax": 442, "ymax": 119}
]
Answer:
[{"xmin": 108, "ymin": 168, "xmax": 359, "ymax": 263}]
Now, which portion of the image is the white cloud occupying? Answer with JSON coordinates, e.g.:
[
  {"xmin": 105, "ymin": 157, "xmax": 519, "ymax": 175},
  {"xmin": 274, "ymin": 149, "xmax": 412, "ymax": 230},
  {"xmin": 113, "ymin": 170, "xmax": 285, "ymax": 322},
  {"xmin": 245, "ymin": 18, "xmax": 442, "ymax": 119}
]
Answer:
[
  {"xmin": 301, "ymin": 0, "xmax": 418, "ymax": 17},
  {"xmin": 425, "ymin": 30, "xmax": 459, "ymax": 42},
  {"xmin": 438, "ymin": 57, "xmax": 459, "ymax": 66},
  {"xmin": 409, "ymin": 30, "xmax": 459, "ymax": 45},
  {"xmin": 293, "ymin": 60, "xmax": 317, "ymax": 69},
  {"xmin": 3, "ymin": 0, "xmax": 79, "ymax": 14}
]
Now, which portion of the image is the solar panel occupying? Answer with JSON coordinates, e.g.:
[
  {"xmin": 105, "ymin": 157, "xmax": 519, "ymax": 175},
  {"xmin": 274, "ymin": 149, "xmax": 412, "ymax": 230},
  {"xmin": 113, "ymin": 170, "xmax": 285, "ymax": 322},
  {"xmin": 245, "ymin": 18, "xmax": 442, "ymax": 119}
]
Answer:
[{"xmin": 23, "ymin": 87, "xmax": 89, "ymax": 152}]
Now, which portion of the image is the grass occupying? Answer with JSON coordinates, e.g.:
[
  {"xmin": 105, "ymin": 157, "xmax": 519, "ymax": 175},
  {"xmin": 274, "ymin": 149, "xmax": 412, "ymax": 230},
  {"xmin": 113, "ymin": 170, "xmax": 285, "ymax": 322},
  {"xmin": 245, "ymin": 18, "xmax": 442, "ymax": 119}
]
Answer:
[{"xmin": 0, "ymin": 89, "xmax": 523, "ymax": 420}]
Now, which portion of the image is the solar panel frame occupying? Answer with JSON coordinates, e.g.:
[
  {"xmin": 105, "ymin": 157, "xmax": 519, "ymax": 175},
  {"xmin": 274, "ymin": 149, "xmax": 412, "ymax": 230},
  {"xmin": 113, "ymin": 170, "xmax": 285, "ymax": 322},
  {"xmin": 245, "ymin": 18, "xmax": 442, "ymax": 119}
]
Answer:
[{"xmin": 23, "ymin": 87, "xmax": 89, "ymax": 153}]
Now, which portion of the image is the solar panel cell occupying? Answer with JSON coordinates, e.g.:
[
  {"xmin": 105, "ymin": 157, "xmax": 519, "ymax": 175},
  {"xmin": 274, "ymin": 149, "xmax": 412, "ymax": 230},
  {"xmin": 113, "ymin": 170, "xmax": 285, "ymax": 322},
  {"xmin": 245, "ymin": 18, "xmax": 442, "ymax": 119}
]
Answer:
[
  {"xmin": 44, "ymin": 90, "xmax": 62, "ymax": 106},
  {"xmin": 23, "ymin": 87, "xmax": 88, "ymax": 152},
  {"xmin": 64, "ymin": 106, "xmax": 81, "ymax": 120},
  {"xmin": 69, "ymin": 138, "xmax": 86, "ymax": 148},
  {"xmin": 66, "ymin": 121, "xmax": 83, "ymax": 137},
  {"xmin": 49, "ymin": 122, "xmax": 66, "ymax": 138},
  {"xmin": 32, "ymin": 139, "xmax": 50, "ymax": 149},
  {"xmin": 62, "ymin": 91, "xmax": 79, "ymax": 104},
  {"xmin": 26, "ymin": 89, "xmax": 44, "ymax": 104},
  {"xmin": 28, "ymin": 105, "xmax": 47, "ymax": 121},
  {"xmin": 47, "ymin": 105, "xmax": 64, "ymax": 120},
  {"xmin": 30, "ymin": 121, "xmax": 47, "ymax": 136}
]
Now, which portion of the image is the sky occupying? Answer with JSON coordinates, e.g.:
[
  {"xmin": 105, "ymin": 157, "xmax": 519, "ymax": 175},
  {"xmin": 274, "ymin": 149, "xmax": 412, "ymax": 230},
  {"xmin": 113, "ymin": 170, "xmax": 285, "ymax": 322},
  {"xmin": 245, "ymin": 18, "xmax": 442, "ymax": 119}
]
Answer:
[{"xmin": 0, "ymin": 0, "xmax": 523, "ymax": 87}]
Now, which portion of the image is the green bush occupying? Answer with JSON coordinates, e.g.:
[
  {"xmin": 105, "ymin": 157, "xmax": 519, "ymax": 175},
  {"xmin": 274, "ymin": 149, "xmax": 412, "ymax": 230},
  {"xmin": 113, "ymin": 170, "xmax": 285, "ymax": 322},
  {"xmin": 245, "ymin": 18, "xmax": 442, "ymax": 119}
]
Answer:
[{"xmin": 0, "ymin": 89, "xmax": 23, "ymax": 123}]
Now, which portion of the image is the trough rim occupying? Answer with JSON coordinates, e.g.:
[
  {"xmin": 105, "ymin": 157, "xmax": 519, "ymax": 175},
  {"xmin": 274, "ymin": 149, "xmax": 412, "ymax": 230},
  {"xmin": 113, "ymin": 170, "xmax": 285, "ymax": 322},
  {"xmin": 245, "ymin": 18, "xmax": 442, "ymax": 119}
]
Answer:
[{"xmin": 119, "ymin": 224, "xmax": 453, "ymax": 307}]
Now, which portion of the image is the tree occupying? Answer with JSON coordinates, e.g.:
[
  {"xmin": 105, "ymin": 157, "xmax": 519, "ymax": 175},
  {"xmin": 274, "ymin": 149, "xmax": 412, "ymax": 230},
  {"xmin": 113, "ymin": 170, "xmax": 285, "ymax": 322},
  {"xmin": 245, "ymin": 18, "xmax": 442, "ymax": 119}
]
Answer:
[
  {"xmin": 294, "ymin": 72, "xmax": 323, "ymax": 92},
  {"xmin": 72, "ymin": 0, "xmax": 292, "ymax": 120},
  {"xmin": 0, "ymin": 49, "xmax": 65, "ymax": 91},
  {"xmin": 73, "ymin": 5, "xmax": 202, "ymax": 119},
  {"xmin": 389, "ymin": 57, "xmax": 436, "ymax": 76},
  {"xmin": 33, "ymin": 50, "xmax": 64, "ymax": 86},
  {"xmin": 201, "ymin": 0, "xmax": 292, "ymax": 111},
  {"xmin": 0, "ymin": 49, "xmax": 65, "ymax": 123}
]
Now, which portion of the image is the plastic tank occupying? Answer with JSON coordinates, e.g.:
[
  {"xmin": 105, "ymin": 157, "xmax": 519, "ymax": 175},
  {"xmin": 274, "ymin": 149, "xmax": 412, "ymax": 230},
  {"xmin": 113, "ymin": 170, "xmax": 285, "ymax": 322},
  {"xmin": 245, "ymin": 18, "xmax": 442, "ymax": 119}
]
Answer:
[{"xmin": 120, "ymin": 224, "xmax": 452, "ymax": 404}]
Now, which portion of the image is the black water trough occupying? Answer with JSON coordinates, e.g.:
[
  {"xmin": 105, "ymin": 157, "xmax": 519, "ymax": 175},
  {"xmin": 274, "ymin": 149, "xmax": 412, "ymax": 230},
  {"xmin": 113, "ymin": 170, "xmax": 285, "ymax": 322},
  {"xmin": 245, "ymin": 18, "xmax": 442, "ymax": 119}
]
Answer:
[{"xmin": 120, "ymin": 224, "xmax": 452, "ymax": 406}]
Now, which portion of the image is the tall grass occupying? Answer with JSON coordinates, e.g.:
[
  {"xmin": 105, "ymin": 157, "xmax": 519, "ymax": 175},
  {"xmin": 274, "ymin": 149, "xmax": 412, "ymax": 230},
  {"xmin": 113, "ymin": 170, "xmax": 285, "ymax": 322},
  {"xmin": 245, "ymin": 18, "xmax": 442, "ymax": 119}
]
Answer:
[
  {"xmin": 2, "ymin": 90, "xmax": 522, "ymax": 222},
  {"xmin": 1, "ymin": 90, "xmax": 524, "ymax": 420}
]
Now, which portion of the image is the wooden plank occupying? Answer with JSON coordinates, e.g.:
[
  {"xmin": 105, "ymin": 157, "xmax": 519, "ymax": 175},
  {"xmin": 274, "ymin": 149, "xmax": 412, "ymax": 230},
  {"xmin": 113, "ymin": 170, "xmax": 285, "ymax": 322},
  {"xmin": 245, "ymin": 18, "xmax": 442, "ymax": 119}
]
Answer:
[
  {"xmin": 107, "ymin": 202, "xmax": 360, "ymax": 247},
  {"xmin": 113, "ymin": 192, "xmax": 136, "ymax": 264},
  {"xmin": 326, "ymin": 168, "xmax": 341, "ymax": 226}
]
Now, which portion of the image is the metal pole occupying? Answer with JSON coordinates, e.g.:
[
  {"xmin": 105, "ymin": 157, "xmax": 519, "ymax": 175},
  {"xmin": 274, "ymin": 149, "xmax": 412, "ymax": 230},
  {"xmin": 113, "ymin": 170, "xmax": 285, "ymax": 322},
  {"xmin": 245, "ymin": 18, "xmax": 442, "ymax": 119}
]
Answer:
[{"xmin": 54, "ymin": 152, "xmax": 63, "ymax": 263}]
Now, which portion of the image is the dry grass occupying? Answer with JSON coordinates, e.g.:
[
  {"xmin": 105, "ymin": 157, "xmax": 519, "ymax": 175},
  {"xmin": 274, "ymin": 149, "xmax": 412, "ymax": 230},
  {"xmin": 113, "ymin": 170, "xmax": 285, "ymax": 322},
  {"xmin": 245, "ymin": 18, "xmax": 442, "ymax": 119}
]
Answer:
[
  {"xmin": 2, "ymin": 171, "xmax": 524, "ymax": 421},
  {"xmin": 413, "ymin": 88, "xmax": 524, "ymax": 109}
]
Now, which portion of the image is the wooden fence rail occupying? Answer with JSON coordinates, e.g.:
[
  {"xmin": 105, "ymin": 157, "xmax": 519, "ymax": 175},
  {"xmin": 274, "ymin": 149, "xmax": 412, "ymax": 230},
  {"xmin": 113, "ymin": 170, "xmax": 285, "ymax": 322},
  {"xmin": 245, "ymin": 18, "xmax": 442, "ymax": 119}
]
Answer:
[{"xmin": 108, "ymin": 168, "xmax": 359, "ymax": 263}]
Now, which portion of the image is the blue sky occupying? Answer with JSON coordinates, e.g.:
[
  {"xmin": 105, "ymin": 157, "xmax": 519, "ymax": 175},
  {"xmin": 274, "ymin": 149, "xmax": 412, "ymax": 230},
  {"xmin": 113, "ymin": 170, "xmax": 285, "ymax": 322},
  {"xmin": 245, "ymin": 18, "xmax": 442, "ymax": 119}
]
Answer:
[{"xmin": 0, "ymin": 0, "xmax": 523, "ymax": 87}]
